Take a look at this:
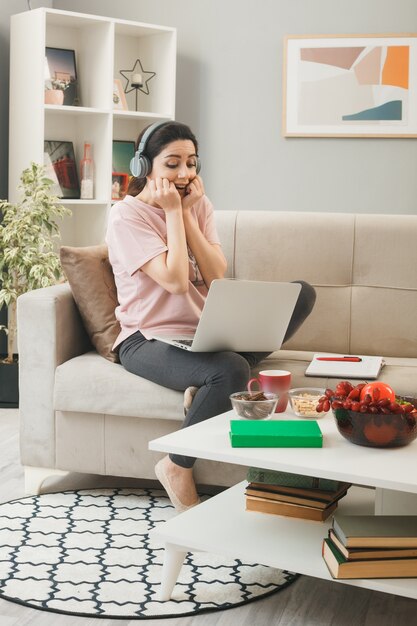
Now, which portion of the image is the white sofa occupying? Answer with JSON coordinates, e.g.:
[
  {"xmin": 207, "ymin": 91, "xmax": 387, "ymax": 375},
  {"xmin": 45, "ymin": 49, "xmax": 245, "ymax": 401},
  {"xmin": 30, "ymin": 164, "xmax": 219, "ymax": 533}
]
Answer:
[{"xmin": 17, "ymin": 211, "xmax": 417, "ymax": 495}]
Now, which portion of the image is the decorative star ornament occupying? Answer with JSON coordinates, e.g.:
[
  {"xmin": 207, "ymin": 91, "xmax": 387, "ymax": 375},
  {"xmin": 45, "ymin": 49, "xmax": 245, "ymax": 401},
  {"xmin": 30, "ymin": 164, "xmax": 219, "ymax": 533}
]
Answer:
[{"xmin": 120, "ymin": 59, "xmax": 156, "ymax": 96}]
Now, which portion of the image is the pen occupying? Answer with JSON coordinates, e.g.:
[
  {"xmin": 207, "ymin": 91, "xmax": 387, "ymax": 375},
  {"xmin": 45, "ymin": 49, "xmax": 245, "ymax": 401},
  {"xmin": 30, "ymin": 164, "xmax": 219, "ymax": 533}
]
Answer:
[{"xmin": 316, "ymin": 356, "xmax": 362, "ymax": 362}]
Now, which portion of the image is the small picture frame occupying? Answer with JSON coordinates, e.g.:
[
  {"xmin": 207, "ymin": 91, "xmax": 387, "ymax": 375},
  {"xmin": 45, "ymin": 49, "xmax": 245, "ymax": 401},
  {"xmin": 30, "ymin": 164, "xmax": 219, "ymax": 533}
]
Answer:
[
  {"xmin": 112, "ymin": 172, "xmax": 129, "ymax": 201},
  {"xmin": 44, "ymin": 47, "xmax": 79, "ymax": 107},
  {"xmin": 113, "ymin": 79, "xmax": 128, "ymax": 111},
  {"xmin": 44, "ymin": 140, "xmax": 80, "ymax": 199},
  {"xmin": 112, "ymin": 140, "xmax": 135, "ymax": 174}
]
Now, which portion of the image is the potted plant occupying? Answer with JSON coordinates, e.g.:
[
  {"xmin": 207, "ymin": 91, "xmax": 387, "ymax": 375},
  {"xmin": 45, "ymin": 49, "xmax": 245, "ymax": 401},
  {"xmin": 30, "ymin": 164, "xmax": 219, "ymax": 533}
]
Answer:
[{"xmin": 0, "ymin": 162, "xmax": 71, "ymax": 407}]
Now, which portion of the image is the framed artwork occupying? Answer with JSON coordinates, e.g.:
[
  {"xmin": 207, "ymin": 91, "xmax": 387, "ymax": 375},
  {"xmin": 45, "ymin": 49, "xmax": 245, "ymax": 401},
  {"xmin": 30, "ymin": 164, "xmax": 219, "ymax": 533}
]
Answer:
[
  {"xmin": 283, "ymin": 34, "xmax": 417, "ymax": 137},
  {"xmin": 112, "ymin": 173, "xmax": 129, "ymax": 201},
  {"xmin": 113, "ymin": 79, "xmax": 128, "ymax": 110},
  {"xmin": 44, "ymin": 140, "xmax": 80, "ymax": 199},
  {"xmin": 44, "ymin": 47, "xmax": 78, "ymax": 106},
  {"xmin": 112, "ymin": 140, "xmax": 135, "ymax": 200},
  {"xmin": 112, "ymin": 140, "xmax": 135, "ymax": 174}
]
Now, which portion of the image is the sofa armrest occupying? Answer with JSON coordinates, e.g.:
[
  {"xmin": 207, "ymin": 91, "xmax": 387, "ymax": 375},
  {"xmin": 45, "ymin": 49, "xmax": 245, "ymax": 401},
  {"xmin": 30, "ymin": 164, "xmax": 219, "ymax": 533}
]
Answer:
[{"xmin": 17, "ymin": 282, "xmax": 92, "ymax": 468}]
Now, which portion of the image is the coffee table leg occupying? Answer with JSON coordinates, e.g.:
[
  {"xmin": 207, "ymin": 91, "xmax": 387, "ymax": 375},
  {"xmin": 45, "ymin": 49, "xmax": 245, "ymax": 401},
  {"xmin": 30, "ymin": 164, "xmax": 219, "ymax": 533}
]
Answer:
[
  {"xmin": 158, "ymin": 542, "xmax": 188, "ymax": 601},
  {"xmin": 375, "ymin": 488, "xmax": 417, "ymax": 514}
]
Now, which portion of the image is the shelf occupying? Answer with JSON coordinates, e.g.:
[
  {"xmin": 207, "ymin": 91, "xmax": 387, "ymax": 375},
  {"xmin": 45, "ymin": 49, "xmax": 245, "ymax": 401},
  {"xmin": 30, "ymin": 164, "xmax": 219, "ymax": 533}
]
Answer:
[
  {"xmin": 112, "ymin": 110, "xmax": 173, "ymax": 120},
  {"xmin": 151, "ymin": 483, "xmax": 417, "ymax": 600},
  {"xmin": 44, "ymin": 8, "xmax": 109, "ymax": 29},
  {"xmin": 45, "ymin": 105, "xmax": 173, "ymax": 121},
  {"xmin": 45, "ymin": 105, "xmax": 110, "ymax": 116},
  {"xmin": 114, "ymin": 19, "xmax": 176, "ymax": 37}
]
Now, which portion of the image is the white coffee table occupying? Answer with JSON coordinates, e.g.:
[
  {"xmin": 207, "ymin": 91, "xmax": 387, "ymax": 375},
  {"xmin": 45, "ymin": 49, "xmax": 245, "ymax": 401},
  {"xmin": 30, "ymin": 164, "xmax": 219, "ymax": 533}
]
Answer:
[{"xmin": 148, "ymin": 409, "xmax": 417, "ymax": 600}]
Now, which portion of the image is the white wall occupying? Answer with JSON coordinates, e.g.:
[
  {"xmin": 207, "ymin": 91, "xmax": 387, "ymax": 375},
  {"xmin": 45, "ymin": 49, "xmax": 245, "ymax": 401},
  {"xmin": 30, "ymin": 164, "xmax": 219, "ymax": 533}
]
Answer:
[{"xmin": 12, "ymin": 0, "xmax": 417, "ymax": 213}]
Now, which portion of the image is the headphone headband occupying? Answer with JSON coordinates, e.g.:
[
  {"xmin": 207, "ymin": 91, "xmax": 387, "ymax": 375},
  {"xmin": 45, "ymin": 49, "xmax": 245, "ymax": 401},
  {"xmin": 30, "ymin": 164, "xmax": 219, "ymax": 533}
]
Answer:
[{"xmin": 137, "ymin": 121, "xmax": 169, "ymax": 161}]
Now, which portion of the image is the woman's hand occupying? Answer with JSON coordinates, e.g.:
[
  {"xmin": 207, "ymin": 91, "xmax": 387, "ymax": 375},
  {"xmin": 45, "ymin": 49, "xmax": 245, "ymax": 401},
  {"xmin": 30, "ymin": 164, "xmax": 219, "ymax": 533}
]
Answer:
[
  {"xmin": 182, "ymin": 175, "xmax": 205, "ymax": 212},
  {"xmin": 147, "ymin": 178, "xmax": 182, "ymax": 212}
]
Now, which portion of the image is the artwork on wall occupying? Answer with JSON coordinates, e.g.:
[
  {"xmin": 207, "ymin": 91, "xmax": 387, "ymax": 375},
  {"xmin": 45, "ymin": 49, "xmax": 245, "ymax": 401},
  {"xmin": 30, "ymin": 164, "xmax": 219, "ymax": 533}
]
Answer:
[
  {"xmin": 44, "ymin": 47, "xmax": 79, "ymax": 106},
  {"xmin": 44, "ymin": 140, "xmax": 80, "ymax": 199},
  {"xmin": 283, "ymin": 34, "xmax": 417, "ymax": 137}
]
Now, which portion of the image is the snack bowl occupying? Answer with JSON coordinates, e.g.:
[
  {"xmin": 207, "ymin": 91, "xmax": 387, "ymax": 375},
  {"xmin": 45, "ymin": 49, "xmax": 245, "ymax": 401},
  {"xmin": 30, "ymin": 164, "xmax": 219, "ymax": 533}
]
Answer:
[
  {"xmin": 332, "ymin": 396, "xmax": 417, "ymax": 448},
  {"xmin": 288, "ymin": 387, "xmax": 326, "ymax": 418},
  {"xmin": 230, "ymin": 391, "xmax": 279, "ymax": 420}
]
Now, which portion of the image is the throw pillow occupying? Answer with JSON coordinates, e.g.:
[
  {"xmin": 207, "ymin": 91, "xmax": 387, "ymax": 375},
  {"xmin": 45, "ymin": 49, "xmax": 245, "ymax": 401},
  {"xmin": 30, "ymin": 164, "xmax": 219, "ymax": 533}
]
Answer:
[{"xmin": 60, "ymin": 245, "xmax": 120, "ymax": 363}]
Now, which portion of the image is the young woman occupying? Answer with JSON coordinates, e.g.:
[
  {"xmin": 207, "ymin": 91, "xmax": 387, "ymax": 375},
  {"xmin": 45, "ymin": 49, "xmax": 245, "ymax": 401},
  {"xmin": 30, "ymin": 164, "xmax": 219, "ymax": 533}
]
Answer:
[{"xmin": 106, "ymin": 121, "xmax": 316, "ymax": 512}]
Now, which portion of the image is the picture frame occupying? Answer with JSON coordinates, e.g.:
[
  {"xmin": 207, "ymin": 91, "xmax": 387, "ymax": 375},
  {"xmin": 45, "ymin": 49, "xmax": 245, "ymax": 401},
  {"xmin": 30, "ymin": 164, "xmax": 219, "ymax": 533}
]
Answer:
[
  {"xmin": 44, "ymin": 47, "xmax": 79, "ymax": 107},
  {"xmin": 44, "ymin": 140, "xmax": 80, "ymax": 199},
  {"xmin": 283, "ymin": 34, "xmax": 417, "ymax": 137},
  {"xmin": 112, "ymin": 140, "xmax": 135, "ymax": 201},
  {"xmin": 112, "ymin": 173, "xmax": 129, "ymax": 201},
  {"xmin": 113, "ymin": 79, "xmax": 128, "ymax": 110},
  {"xmin": 112, "ymin": 140, "xmax": 135, "ymax": 174}
]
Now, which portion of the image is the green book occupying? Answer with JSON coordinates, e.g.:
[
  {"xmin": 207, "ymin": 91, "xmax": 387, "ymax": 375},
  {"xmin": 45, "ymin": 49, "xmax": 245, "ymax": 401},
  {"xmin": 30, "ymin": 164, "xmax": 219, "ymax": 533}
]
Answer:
[
  {"xmin": 229, "ymin": 419, "xmax": 323, "ymax": 448},
  {"xmin": 333, "ymin": 515, "xmax": 417, "ymax": 549},
  {"xmin": 247, "ymin": 467, "xmax": 341, "ymax": 491}
]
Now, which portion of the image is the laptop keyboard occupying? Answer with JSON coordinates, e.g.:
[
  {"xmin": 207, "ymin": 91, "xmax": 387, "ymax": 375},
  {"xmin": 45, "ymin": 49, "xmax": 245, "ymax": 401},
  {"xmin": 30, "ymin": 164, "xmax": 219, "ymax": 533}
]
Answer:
[{"xmin": 173, "ymin": 339, "xmax": 194, "ymax": 347}]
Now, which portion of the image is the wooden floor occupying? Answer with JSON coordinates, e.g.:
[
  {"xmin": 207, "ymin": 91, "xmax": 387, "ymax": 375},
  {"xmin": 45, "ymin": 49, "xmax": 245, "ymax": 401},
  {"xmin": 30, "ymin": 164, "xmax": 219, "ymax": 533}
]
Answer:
[{"xmin": 0, "ymin": 409, "xmax": 416, "ymax": 625}]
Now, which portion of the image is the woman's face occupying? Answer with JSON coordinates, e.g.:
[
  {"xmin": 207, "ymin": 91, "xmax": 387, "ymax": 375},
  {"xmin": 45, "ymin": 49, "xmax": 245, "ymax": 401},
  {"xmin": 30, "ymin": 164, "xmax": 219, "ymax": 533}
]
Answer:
[{"xmin": 148, "ymin": 140, "xmax": 198, "ymax": 197}]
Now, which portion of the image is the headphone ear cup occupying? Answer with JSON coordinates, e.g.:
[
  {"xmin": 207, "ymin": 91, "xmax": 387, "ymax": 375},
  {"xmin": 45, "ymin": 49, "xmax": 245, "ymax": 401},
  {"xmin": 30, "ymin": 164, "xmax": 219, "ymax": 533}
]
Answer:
[
  {"xmin": 196, "ymin": 157, "xmax": 201, "ymax": 175},
  {"xmin": 137, "ymin": 155, "xmax": 152, "ymax": 178},
  {"xmin": 130, "ymin": 154, "xmax": 152, "ymax": 178},
  {"xmin": 130, "ymin": 154, "xmax": 139, "ymax": 177}
]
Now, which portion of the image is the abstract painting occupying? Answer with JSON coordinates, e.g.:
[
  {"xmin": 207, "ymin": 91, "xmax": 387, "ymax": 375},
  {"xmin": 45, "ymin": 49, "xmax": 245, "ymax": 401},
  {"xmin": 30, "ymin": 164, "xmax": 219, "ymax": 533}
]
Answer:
[{"xmin": 283, "ymin": 35, "xmax": 417, "ymax": 136}]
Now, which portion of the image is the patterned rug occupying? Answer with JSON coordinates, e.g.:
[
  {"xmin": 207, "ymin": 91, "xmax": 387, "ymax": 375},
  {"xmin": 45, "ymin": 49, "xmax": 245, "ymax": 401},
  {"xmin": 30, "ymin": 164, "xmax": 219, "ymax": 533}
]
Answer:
[{"xmin": 0, "ymin": 488, "xmax": 299, "ymax": 619}]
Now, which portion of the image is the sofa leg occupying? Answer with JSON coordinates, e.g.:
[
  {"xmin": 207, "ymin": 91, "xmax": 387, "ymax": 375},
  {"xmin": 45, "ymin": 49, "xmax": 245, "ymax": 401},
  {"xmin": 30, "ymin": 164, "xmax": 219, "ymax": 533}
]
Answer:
[{"xmin": 24, "ymin": 466, "xmax": 70, "ymax": 496}]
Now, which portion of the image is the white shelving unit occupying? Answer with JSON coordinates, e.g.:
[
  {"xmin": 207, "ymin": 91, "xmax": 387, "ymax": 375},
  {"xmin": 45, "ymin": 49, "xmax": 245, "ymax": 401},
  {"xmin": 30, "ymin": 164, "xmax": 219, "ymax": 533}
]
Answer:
[{"xmin": 9, "ymin": 7, "xmax": 176, "ymax": 246}]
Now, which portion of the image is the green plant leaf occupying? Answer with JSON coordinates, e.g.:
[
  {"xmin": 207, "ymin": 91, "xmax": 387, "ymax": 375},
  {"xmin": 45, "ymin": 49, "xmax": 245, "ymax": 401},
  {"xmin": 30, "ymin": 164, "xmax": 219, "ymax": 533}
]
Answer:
[{"xmin": 0, "ymin": 161, "xmax": 72, "ymax": 334}]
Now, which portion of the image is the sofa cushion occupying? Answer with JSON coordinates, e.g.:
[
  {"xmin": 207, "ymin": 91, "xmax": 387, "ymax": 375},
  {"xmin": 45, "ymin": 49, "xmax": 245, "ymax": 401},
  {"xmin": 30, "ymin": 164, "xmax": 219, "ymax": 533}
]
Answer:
[
  {"xmin": 54, "ymin": 350, "xmax": 417, "ymax": 418},
  {"xmin": 54, "ymin": 352, "xmax": 185, "ymax": 418},
  {"xmin": 60, "ymin": 245, "xmax": 120, "ymax": 363}
]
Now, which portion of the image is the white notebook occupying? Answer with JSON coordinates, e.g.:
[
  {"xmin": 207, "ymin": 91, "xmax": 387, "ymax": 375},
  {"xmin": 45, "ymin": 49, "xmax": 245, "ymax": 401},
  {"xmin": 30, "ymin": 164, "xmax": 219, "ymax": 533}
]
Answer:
[{"xmin": 305, "ymin": 353, "xmax": 385, "ymax": 380}]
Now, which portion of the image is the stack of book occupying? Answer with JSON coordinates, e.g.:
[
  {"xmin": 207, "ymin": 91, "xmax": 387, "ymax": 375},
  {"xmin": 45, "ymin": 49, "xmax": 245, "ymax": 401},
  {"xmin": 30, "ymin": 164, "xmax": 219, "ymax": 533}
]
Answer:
[
  {"xmin": 245, "ymin": 468, "xmax": 351, "ymax": 522},
  {"xmin": 323, "ymin": 514, "xmax": 417, "ymax": 578}
]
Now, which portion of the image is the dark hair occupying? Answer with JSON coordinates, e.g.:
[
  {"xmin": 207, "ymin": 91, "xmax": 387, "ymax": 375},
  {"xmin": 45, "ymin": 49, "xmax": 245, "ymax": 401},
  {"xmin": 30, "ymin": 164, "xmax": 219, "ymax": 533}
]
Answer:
[{"xmin": 126, "ymin": 121, "xmax": 199, "ymax": 196}]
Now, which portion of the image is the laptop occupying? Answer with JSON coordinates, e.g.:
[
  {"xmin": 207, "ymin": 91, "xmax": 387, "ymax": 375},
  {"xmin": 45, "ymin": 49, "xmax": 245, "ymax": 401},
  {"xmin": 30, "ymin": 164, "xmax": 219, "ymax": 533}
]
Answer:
[{"xmin": 149, "ymin": 279, "xmax": 301, "ymax": 352}]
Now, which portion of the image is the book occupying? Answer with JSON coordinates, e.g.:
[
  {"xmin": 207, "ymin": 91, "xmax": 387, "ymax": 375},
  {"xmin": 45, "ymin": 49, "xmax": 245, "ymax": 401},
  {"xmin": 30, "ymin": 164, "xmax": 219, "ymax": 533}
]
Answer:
[
  {"xmin": 229, "ymin": 420, "xmax": 323, "ymax": 448},
  {"xmin": 245, "ymin": 485, "xmax": 349, "ymax": 510},
  {"xmin": 246, "ymin": 467, "xmax": 342, "ymax": 491},
  {"xmin": 333, "ymin": 515, "xmax": 417, "ymax": 548},
  {"xmin": 322, "ymin": 538, "xmax": 417, "ymax": 579},
  {"xmin": 246, "ymin": 495, "xmax": 337, "ymax": 521},
  {"xmin": 249, "ymin": 481, "xmax": 351, "ymax": 502},
  {"xmin": 305, "ymin": 353, "xmax": 385, "ymax": 380},
  {"xmin": 328, "ymin": 529, "xmax": 417, "ymax": 561}
]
